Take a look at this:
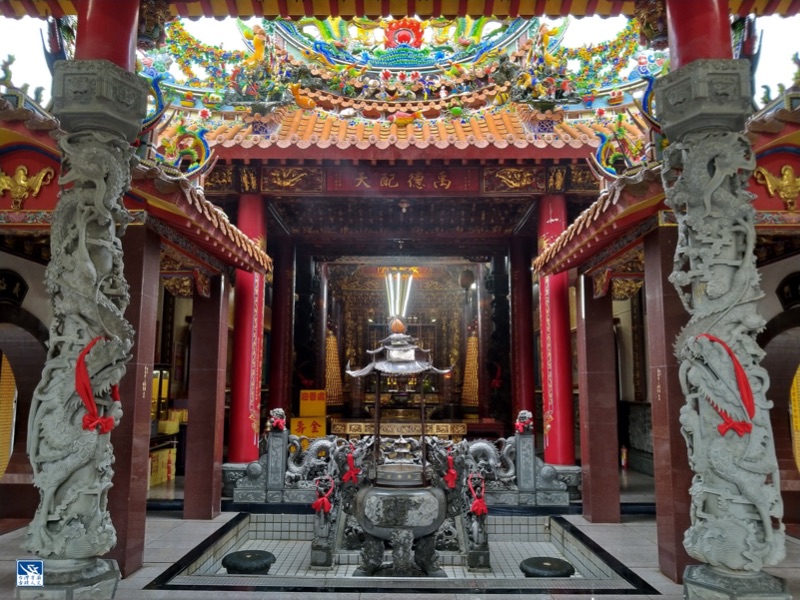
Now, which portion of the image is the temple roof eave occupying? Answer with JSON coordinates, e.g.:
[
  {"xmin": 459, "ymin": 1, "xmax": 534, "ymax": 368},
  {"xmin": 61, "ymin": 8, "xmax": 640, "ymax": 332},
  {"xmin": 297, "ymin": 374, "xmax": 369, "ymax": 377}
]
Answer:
[
  {"xmin": 534, "ymin": 98, "xmax": 800, "ymax": 278},
  {"xmin": 2, "ymin": 0, "xmax": 797, "ymax": 20},
  {"xmin": 203, "ymin": 104, "xmax": 602, "ymax": 160},
  {"xmin": 0, "ymin": 95, "xmax": 271, "ymax": 274},
  {"xmin": 210, "ymin": 139, "xmax": 597, "ymax": 163},
  {"xmin": 130, "ymin": 162, "xmax": 272, "ymax": 273},
  {"xmin": 533, "ymin": 164, "xmax": 666, "ymax": 276}
]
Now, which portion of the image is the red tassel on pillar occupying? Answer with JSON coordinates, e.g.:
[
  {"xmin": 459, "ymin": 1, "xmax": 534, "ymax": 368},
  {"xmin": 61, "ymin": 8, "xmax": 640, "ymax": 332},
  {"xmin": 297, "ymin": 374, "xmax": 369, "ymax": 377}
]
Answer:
[
  {"xmin": 341, "ymin": 451, "xmax": 361, "ymax": 484},
  {"xmin": 443, "ymin": 454, "xmax": 457, "ymax": 489},
  {"xmin": 76, "ymin": 336, "xmax": 118, "ymax": 434},
  {"xmin": 312, "ymin": 477, "xmax": 334, "ymax": 514},
  {"xmin": 468, "ymin": 473, "xmax": 488, "ymax": 516}
]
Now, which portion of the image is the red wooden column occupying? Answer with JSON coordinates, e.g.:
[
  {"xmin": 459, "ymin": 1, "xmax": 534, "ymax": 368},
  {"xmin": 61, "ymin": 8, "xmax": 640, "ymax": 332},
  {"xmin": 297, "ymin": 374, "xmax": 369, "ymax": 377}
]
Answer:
[
  {"xmin": 665, "ymin": 0, "xmax": 732, "ymax": 69},
  {"xmin": 268, "ymin": 238, "xmax": 296, "ymax": 414},
  {"xmin": 576, "ymin": 275, "xmax": 620, "ymax": 523},
  {"xmin": 109, "ymin": 224, "xmax": 160, "ymax": 576},
  {"xmin": 228, "ymin": 194, "xmax": 266, "ymax": 463},
  {"xmin": 75, "ymin": 0, "xmax": 140, "ymax": 70},
  {"xmin": 538, "ymin": 194, "xmax": 575, "ymax": 465},
  {"xmin": 509, "ymin": 237, "xmax": 535, "ymax": 417},
  {"xmin": 644, "ymin": 227, "xmax": 694, "ymax": 582},
  {"xmin": 184, "ymin": 275, "xmax": 229, "ymax": 520}
]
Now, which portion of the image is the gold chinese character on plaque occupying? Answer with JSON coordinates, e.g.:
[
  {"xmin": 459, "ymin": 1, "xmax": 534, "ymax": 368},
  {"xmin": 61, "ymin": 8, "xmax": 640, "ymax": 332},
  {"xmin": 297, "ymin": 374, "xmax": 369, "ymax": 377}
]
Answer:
[
  {"xmin": 380, "ymin": 173, "xmax": 399, "ymax": 188},
  {"xmin": 407, "ymin": 171, "xmax": 425, "ymax": 190},
  {"xmin": 433, "ymin": 171, "xmax": 452, "ymax": 190},
  {"xmin": 355, "ymin": 172, "xmax": 372, "ymax": 188}
]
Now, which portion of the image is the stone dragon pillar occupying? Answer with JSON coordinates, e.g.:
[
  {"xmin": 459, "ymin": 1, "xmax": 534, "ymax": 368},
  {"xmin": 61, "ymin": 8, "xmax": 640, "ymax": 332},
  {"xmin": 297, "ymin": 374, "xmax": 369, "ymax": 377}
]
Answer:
[
  {"xmin": 655, "ymin": 59, "xmax": 788, "ymax": 599},
  {"xmin": 22, "ymin": 60, "xmax": 147, "ymax": 598}
]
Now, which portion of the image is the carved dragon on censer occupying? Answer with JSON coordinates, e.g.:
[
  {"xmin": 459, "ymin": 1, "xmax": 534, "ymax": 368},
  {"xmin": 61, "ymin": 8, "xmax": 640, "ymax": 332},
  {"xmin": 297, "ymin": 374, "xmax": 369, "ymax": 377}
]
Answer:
[
  {"xmin": 25, "ymin": 131, "xmax": 135, "ymax": 559},
  {"xmin": 662, "ymin": 129, "xmax": 785, "ymax": 572}
]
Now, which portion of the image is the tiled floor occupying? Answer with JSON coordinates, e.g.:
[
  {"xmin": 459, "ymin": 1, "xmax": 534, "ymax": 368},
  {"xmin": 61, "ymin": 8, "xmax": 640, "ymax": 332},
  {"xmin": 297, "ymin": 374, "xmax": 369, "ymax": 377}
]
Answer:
[{"xmin": 2, "ymin": 470, "xmax": 798, "ymax": 600}]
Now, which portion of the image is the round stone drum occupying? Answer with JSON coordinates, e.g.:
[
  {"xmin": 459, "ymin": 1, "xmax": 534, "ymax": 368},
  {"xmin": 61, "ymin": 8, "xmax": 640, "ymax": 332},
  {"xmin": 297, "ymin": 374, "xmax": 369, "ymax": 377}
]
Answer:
[
  {"xmin": 519, "ymin": 556, "xmax": 575, "ymax": 578},
  {"xmin": 221, "ymin": 550, "xmax": 276, "ymax": 575}
]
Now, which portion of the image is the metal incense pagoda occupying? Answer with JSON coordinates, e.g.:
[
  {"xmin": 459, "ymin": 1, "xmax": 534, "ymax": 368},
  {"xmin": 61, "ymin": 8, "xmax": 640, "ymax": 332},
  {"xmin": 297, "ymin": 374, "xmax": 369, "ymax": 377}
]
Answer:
[{"xmin": 346, "ymin": 313, "xmax": 451, "ymax": 486}]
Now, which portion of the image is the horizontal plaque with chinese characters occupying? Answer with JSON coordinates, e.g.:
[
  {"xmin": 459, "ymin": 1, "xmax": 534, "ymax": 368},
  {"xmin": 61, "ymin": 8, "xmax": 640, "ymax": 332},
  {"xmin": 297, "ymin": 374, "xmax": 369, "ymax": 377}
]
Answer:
[{"xmin": 328, "ymin": 167, "xmax": 480, "ymax": 195}]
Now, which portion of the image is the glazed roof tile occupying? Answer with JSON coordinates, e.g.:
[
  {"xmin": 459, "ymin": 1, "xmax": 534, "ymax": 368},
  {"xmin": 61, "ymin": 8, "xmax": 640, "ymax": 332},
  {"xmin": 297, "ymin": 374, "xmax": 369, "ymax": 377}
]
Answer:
[{"xmin": 207, "ymin": 103, "xmax": 610, "ymax": 156}]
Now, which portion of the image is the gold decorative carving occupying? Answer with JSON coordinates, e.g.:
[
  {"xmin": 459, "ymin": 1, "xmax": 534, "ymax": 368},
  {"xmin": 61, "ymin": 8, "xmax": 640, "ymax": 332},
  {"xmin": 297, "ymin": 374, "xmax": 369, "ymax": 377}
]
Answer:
[
  {"xmin": 633, "ymin": 0, "xmax": 668, "ymax": 50},
  {"xmin": 160, "ymin": 247, "xmax": 203, "ymax": 272},
  {"xmin": 547, "ymin": 166, "xmax": 567, "ymax": 193},
  {"xmin": 568, "ymin": 165, "xmax": 601, "ymax": 192},
  {"xmin": 193, "ymin": 269, "xmax": 211, "ymax": 298},
  {"xmin": 604, "ymin": 246, "xmax": 645, "ymax": 274},
  {"xmin": 754, "ymin": 165, "xmax": 800, "ymax": 210},
  {"xmin": 162, "ymin": 275, "xmax": 194, "ymax": 297},
  {"xmin": 484, "ymin": 167, "xmax": 546, "ymax": 192},
  {"xmin": 238, "ymin": 165, "xmax": 259, "ymax": 193},
  {"xmin": 330, "ymin": 420, "xmax": 466, "ymax": 441},
  {"xmin": 0, "ymin": 165, "xmax": 55, "ymax": 210},
  {"xmin": 611, "ymin": 278, "xmax": 644, "ymax": 300},
  {"xmin": 203, "ymin": 165, "xmax": 235, "ymax": 193},
  {"xmin": 261, "ymin": 166, "xmax": 323, "ymax": 193},
  {"xmin": 271, "ymin": 168, "xmax": 307, "ymax": 187},
  {"xmin": 137, "ymin": 0, "xmax": 173, "ymax": 51},
  {"xmin": 593, "ymin": 269, "xmax": 611, "ymax": 299}
]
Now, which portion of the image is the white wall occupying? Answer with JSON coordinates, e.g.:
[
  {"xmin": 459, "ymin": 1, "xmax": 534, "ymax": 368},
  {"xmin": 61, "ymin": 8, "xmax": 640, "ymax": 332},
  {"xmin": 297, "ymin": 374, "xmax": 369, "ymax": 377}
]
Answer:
[
  {"xmin": 613, "ymin": 298, "xmax": 635, "ymax": 403},
  {"xmin": 758, "ymin": 259, "xmax": 796, "ymax": 323}
]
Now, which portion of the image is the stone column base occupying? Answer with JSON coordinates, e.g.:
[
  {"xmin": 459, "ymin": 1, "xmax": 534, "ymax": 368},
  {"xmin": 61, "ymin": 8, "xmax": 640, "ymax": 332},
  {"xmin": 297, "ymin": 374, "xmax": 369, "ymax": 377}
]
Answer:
[
  {"xmin": 684, "ymin": 565, "xmax": 790, "ymax": 600},
  {"xmin": 310, "ymin": 542, "xmax": 333, "ymax": 568},
  {"xmin": 16, "ymin": 558, "xmax": 120, "ymax": 600},
  {"xmin": 467, "ymin": 549, "xmax": 491, "ymax": 571}
]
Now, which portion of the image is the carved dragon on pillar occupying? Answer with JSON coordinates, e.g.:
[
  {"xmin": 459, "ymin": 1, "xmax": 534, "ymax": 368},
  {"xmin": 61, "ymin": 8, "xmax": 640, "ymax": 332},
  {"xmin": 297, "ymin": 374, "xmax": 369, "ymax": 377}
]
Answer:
[
  {"xmin": 25, "ymin": 130, "xmax": 135, "ymax": 558},
  {"xmin": 663, "ymin": 127, "xmax": 785, "ymax": 572}
]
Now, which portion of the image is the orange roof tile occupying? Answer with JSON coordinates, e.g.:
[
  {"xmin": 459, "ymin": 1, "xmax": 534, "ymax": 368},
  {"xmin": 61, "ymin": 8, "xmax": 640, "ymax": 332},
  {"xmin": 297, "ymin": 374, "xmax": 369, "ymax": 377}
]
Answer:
[{"xmin": 209, "ymin": 103, "xmax": 603, "ymax": 156}]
